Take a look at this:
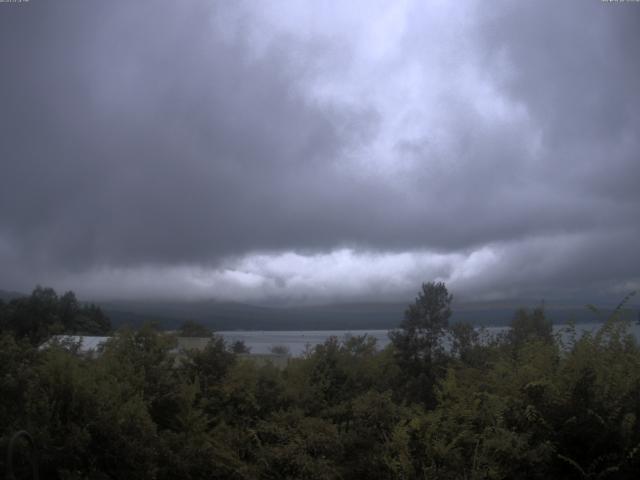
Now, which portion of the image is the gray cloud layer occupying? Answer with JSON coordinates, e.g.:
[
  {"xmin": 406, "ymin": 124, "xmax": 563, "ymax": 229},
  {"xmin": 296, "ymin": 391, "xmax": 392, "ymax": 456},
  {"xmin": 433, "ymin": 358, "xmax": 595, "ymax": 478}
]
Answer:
[{"xmin": 0, "ymin": 0, "xmax": 638, "ymax": 302}]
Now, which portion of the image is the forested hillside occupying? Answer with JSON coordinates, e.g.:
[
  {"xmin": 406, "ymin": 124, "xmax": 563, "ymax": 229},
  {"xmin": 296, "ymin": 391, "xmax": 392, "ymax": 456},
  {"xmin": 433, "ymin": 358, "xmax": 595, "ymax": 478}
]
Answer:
[{"xmin": 1, "ymin": 284, "xmax": 639, "ymax": 479}]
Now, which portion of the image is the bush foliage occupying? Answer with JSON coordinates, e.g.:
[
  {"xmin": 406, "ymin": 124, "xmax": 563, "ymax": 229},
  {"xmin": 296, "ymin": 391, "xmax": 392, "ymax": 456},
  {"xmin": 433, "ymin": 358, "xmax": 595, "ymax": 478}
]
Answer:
[{"xmin": 1, "ymin": 284, "xmax": 639, "ymax": 479}]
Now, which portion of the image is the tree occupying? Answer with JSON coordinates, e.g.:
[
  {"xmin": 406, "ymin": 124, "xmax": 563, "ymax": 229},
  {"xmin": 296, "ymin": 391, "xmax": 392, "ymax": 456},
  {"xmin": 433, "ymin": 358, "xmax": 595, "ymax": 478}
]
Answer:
[
  {"xmin": 0, "ymin": 287, "xmax": 111, "ymax": 342},
  {"xmin": 179, "ymin": 335, "xmax": 236, "ymax": 398},
  {"xmin": 231, "ymin": 339, "xmax": 251, "ymax": 354},
  {"xmin": 0, "ymin": 299, "xmax": 6, "ymax": 332},
  {"xmin": 178, "ymin": 320, "xmax": 212, "ymax": 338},
  {"xmin": 449, "ymin": 321, "xmax": 482, "ymax": 365},
  {"xmin": 58, "ymin": 291, "xmax": 80, "ymax": 331},
  {"xmin": 508, "ymin": 306, "xmax": 553, "ymax": 348},
  {"xmin": 80, "ymin": 303, "xmax": 111, "ymax": 335},
  {"xmin": 389, "ymin": 281, "xmax": 453, "ymax": 406},
  {"xmin": 269, "ymin": 344, "xmax": 290, "ymax": 356}
]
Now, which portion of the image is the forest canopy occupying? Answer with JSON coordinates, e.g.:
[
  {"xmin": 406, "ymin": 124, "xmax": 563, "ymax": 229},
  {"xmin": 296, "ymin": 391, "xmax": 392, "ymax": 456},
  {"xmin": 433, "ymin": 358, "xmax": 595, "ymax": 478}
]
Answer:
[
  {"xmin": 0, "ymin": 286, "xmax": 111, "ymax": 344},
  {"xmin": 1, "ymin": 284, "xmax": 639, "ymax": 479}
]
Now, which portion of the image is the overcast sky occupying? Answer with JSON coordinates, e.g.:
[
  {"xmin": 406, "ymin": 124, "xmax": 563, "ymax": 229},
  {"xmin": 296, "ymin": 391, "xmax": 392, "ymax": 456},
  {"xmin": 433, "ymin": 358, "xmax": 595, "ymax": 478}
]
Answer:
[{"xmin": 1, "ymin": 0, "xmax": 638, "ymax": 304}]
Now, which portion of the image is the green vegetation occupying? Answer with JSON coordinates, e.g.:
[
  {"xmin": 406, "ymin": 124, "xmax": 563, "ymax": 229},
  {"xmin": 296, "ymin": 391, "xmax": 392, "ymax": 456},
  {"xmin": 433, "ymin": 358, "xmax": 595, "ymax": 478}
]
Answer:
[
  {"xmin": 269, "ymin": 344, "xmax": 291, "ymax": 356},
  {"xmin": 178, "ymin": 320, "xmax": 214, "ymax": 338},
  {"xmin": 0, "ymin": 286, "xmax": 111, "ymax": 344},
  {"xmin": 1, "ymin": 283, "xmax": 639, "ymax": 479}
]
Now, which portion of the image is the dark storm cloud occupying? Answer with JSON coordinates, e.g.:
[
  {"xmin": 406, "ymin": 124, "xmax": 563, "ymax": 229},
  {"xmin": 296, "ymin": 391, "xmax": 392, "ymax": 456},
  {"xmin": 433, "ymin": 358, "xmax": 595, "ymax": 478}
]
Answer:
[
  {"xmin": 0, "ymin": 0, "xmax": 638, "ymax": 300},
  {"xmin": 0, "ymin": 0, "xmax": 379, "ymax": 271},
  {"xmin": 462, "ymin": 0, "xmax": 640, "ymax": 293},
  {"xmin": 478, "ymin": 1, "xmax": 640, "ymax": 197}
]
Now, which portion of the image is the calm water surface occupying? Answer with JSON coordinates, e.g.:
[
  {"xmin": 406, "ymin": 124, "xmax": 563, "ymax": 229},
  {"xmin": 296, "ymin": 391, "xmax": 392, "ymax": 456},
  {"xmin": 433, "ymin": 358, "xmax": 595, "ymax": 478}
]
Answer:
[{"xmin": 219, "ymin": 323, "xmax": 640, "ymax": 356}]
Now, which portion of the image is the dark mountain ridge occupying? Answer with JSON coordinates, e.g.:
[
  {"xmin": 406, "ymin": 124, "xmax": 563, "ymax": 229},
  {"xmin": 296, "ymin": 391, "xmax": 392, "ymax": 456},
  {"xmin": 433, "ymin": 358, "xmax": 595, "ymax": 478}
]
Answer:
[
  {"xmin": 98, "ymin": 298, "xmax": 638, "ymax": 331},
  {"xmin": 3, "ymin": 289, "xmax": 637, "ymax": 331}
]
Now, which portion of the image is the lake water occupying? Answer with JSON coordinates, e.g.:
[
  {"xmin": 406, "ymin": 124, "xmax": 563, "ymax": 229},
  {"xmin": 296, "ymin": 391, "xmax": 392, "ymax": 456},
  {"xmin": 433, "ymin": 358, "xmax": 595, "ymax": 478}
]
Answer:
[{"xmin": 219, "ymin": 322, "xmax": 640, "ymax": 356}]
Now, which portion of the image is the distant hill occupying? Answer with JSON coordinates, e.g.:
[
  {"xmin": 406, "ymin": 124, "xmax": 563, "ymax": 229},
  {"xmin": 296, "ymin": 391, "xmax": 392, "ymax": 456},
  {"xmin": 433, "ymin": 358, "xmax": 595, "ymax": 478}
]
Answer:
[
  {"xmin": 450, "ymin": 302, "xmax": 625, "ymax": 327},
  {"xmin": 97, "ymin": 298, "xmax": 638, "ymax": 331},
  {"xmin": 99, "ymin": 300, "xmax": 407, "ymax": 330},
  {"xmin": 2, "ymin": 287, "xmax": 636, "ymax": 330},
  {"xmin": 0, "ymin": 289, "xmax": 26, "ymax": 302}
]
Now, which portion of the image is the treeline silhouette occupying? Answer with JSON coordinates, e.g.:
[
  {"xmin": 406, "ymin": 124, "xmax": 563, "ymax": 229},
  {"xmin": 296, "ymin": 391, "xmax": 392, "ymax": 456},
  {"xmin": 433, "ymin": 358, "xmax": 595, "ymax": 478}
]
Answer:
[
  {"xmin": 1, "ymin": 284, "xmax": 639, "ymax": 479},
  {"xmin": 0, "ymin": 286, "xmax": 111, "ymax": 343}
]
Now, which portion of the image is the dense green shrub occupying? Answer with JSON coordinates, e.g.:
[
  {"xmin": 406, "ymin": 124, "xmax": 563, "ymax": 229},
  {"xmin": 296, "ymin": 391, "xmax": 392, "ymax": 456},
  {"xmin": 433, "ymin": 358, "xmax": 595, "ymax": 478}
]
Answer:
[{"xmin": 1, "ymin": 285, "xmax": 639, "ymax": 479}]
